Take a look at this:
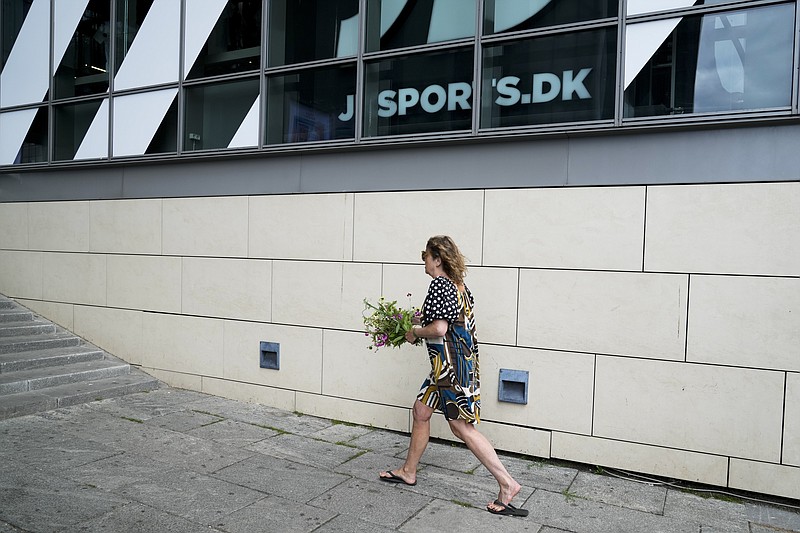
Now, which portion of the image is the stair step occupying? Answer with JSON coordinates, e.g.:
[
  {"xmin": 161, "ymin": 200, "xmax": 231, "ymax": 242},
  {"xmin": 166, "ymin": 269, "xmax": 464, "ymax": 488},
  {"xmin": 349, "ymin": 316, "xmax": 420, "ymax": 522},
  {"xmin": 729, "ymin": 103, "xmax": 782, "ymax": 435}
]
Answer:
[
  {"xmin": 0, "ymin": 344, "xmax": 105, "ymax": 373},
  {"xmin": 0, "ymin": 370, "xmax": 161, "ymax": 420},
  {"xmin": 0, "ymin": 320, "xmax": 57, "ymax": 337},
  {"xmin": 0, "ymin": 298, "xmax": 14, "ymax": 309},
  {"xmin": 0, "ymin": 331, "xmax": 81, "ymax": 355},
  {"xmin": 0, "ymin": 309, "xmax": 33, "ymax": 323},
  {"xmin": 0, "ymin": 357, "xmax": 132, "ymax": 394}
]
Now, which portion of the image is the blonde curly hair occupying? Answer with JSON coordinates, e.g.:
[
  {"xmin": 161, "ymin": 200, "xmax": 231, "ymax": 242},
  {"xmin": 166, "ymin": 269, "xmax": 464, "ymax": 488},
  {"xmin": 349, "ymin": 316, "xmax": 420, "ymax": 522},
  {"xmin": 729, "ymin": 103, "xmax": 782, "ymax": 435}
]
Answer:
[{"xmin": 426, "ymin": 235, "xmax": 467, "ymax": 284}]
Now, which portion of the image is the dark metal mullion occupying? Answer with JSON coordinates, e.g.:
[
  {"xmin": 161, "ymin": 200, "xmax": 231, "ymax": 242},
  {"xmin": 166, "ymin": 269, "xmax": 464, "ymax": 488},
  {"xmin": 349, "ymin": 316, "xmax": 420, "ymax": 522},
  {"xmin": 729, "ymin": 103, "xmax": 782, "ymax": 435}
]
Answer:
[
  {"xmin": 471, "ymin": 0, "xmax": 483, "ymax": 134},
  {"xmin": 176, "ymin": 0, "xmax": 186, "ymax": 156},
  {"xmin": 616, "ymin": 0, "xmax": 627, "ymax": 126},
  {"xmin": 793, "ymin": 0, "xmax": 800, "ymax": 114},
  {"xmin": 354, "ymin": 0, "xmax": 366, "ymax": 143},
  {"xmin": 47, "ymin": 0, "xmax": 55, "ymax": 165},
  {"xmin": 108, "ymin": 0, "xmax": 116, "ymax": 161},
  {"xmin": 259, "ymin": 0, "xmax": 270, "ymax": 150}
]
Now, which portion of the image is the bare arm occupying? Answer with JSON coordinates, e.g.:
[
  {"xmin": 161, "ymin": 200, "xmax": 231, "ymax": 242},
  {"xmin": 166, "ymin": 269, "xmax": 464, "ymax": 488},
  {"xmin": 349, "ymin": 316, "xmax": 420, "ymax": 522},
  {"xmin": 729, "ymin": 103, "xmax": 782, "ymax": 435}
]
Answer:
[{"xmin": 405, "ymin": 319, "xmax": 448, "ymax": 343}]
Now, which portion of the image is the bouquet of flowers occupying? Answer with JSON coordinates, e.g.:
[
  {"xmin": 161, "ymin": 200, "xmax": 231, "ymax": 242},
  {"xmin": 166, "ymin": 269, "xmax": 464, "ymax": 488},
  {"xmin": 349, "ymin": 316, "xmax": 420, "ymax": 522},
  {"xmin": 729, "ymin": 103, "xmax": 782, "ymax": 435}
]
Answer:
[{"xmin": 363, "ymin": 293, "xmax": 422, "ymax": 351}]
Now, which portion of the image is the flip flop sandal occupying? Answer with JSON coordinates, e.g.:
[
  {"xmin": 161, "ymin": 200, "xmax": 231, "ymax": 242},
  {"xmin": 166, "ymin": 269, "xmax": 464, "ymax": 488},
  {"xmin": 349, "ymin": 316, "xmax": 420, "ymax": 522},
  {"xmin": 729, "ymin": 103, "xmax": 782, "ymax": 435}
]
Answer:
[
  {"xmin": 378, "ymin": 470, "xmax": 417, "ymax": 486},
  {"xmin": 487, "ymin": 499, "xmax": 529, "ymax": 517}
]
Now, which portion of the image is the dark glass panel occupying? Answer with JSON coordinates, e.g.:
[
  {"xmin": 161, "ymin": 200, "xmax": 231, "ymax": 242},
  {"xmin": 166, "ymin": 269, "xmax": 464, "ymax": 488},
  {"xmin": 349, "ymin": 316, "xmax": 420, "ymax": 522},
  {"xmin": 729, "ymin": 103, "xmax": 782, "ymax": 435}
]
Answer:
[
  {"xmin": 53, "ymin": 99, "xmax": 104, "ymax": 160},
  {"xmin": 365, "ymin": 0, "xmax": 475, "ymax": 52},
  {"xmin": 184, "ymin": 78, "xmax": 259, "ymax": 150},
  {"xmin": 186, "ymin": 0, "xmax": 262, "ymax": 79},
  {"xmin": 481, "ymin": 28, "xmax": 616, "ymax": 128},
  {"xmin": 484, "ymin": 0, "xmax": 617, "ymax": 34},
  {"xmin": 54, "ymin": 0, "xmax": 111, "ymax": 99},
  {"xmin": 266, "ymin": 64, "xmax": 356, "ymax": 144},
  {"xmin": 268, "ymin": 0, "xmax": 358, "ymax": 66},
  {"xmin": 625, "ymin": 4, "xmax": 795, "ymax": 117},
  {"xmin": 364, "ymin": 47, "xmax": 473, "ymax": 137}
]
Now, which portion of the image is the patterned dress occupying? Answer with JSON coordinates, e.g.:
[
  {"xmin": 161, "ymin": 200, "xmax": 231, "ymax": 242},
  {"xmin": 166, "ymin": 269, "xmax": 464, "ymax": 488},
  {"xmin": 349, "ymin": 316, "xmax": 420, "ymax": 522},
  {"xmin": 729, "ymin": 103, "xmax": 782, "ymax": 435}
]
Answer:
[{"xmin": 417, "ymin": 276, "xmax": 481, "ymax": 425}]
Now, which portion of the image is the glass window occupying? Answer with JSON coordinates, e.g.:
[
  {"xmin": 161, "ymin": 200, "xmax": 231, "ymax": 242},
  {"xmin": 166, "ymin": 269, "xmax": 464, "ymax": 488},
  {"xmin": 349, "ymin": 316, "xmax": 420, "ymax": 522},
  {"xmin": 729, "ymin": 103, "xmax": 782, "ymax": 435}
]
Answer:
[
  {"xmin": 266, "ymin": 65, "xmax": 356, "ymax": 144},
  {"xmin": 53, "ymin": 99, "xmax": 105, "ymax": 161},
  {"xmin": 184, "ymin": 78, "xmax": 260, "ymax": 151},
  {"xmin": 145, "ymin": 95, "xmax": 177, "ymax": 155},
  {"xmin": 1, "ymin": 0, "xmax": 49, "ymax": 108},
  {"xmin": 365, "ymin": 0, "xmax": 475, "ymax": 52},
  {"xmin": 2, "ymin": 106, "xmax": 48, "ymax": 164},
  {"xmin": 114, "ymin": 0, "xmax": 179, "ymax": 90},
  {"xmin": 628, "ymin": 0, "xmax": 732, "ymax": 17},
  {"xmin": 481, "ymin": 28, "xmax": 616, "ymax": 129},
  {"xmin": 624, "ymin": 3, "xmax": 795, "ymax": 118},
  {"xmin": 53, "ymin": 0, "xmax": 111, "ymax": 99},
  {"xmin": 268, "ymin": 0, "xmax": 358, "ymax": 67},
  {"xmin": 364, "ymin": 48, "xmax": 473, "ymax": 137},
  {"xmin": 112, "ymin": 89, "xmax": 176, "ymax": 156},
  {"xmin": 114, "ymin": 0, "xmax": 153, "ymax": 75},
  {"xmin": 483, "ymin": 0, "xmax": 617, "ymax": 34},
  {"xmin": 185, "ymin": 0, "xmax": 261, "ymax": 80},
  {"xmin": 2, "ymin": 0, "xmax": 34, "ymax": 70}
]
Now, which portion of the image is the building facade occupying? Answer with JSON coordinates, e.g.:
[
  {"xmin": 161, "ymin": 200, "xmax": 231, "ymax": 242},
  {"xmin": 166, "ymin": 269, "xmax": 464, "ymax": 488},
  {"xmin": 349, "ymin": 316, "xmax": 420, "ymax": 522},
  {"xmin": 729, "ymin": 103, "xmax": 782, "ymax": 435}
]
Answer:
[{"xmin": 1, "ymin": 0, "xmax": 799, "ymax": 500}]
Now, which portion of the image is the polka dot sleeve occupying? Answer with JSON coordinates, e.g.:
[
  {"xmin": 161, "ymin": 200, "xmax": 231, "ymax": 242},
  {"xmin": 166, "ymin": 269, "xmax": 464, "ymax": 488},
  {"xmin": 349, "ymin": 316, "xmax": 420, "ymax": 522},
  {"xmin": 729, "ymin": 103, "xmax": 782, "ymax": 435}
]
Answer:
[{"xmin": 421, "ymin": 276, "xmax": 459, "ymax": 326}]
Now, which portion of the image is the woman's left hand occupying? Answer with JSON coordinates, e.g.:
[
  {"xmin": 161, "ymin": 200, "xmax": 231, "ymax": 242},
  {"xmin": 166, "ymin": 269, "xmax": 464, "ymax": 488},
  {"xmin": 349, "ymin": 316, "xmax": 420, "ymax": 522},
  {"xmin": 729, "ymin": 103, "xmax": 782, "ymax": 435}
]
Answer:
[{"xmin": 405, "ymin": 328, "xmax": 418, "ymax": 344}]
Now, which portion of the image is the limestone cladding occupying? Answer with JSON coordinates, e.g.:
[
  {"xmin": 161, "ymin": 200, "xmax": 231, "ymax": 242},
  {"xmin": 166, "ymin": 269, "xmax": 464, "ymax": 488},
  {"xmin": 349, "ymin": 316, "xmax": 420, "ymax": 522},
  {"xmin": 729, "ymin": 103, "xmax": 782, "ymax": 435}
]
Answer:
[{"xmin": 1, "ymin": 181, "xmax": 798, "ymax": 499}]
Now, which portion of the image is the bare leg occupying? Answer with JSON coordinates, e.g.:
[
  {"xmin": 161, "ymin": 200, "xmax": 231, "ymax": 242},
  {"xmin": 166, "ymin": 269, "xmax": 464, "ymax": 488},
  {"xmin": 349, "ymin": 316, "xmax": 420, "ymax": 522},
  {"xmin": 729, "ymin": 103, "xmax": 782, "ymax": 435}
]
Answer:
[
  {"xmin": 448, "ymin": 419, "xmax": 522, "ymax": 512},
  {"xmin": 379, "ymin": 400, "xmax": 434, "ymax": 485}
]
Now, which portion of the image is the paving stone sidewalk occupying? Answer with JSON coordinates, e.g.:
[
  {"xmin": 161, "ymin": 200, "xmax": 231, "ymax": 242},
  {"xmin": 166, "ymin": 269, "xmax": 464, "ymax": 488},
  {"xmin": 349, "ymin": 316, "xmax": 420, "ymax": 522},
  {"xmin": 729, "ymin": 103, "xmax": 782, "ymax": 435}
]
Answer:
[{"xmin": 1, "ymin": 387, "xmax": 799, "ymax": 533}]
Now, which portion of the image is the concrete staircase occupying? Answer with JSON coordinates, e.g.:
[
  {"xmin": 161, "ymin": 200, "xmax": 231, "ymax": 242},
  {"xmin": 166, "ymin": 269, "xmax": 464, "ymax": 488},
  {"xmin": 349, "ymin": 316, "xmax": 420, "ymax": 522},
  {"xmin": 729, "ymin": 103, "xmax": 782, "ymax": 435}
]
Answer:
[{"xmin": 0, "ymin": 294, "xmax": 160, "ymax": 420}]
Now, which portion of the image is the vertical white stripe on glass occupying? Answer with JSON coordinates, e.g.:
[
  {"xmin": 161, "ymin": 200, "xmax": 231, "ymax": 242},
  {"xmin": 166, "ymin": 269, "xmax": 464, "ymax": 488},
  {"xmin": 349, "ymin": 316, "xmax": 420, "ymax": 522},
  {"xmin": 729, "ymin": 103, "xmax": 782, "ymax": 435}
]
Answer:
[
  {"xmin": 624, "ymin": 19, "xmax": 683, "ymax": 89},
  {"xmin": 112, "ymin": 89, "xmax": 177, "ymax": 156},
  {"xmin": 0, "ymin": 0, "xmax": 49, "ymax": 108},
  {"xmin": 183, "ymin": 0, "xmax": 228, "ymax": 79},
  {"xmin": 228, "ymin": 96, "xmax": 260, "ymax": 148},
  {"xmin": 0, "ymin": 109, "xmax": 38, "ymax": 164},
  {"xmin": 114, "ymin": 0, "xmax": 180, "ymax": 90},
  {"xmin": 74, "ymin": 99, "xmax": 109, "ymax": 160},
  {"xmin": 627, "ymin": 0, "xmax": 698, "ymax": 16}
]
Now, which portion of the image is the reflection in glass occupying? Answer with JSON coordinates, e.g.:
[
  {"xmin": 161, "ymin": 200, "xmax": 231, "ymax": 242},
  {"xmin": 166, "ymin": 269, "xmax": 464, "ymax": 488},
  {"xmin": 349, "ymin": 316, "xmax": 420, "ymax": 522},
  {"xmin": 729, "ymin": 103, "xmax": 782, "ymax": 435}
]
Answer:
[
  {"xmin": 364, "ymin": 48, "xmax": 473, "ymax": 137},
  {"xmin": 365, "ymin": 0, "xmax": 475, "ymax": 52},
  {"xmin": 268, "ymin": 0, "xmax": 358, "ymax": 66},
  {"xmin": 114, "ymin": 0, "xmax": 153, "ymax": 74},
  {"xmin": 1, "ymin": 0, "xmax": 34, "ymax": 69},
  {"xmin": 184, "ymin": 78, "xmax": 259, "ymax": 151},
  {"xmin": 481, "ymin": 29, "xmax": 616, "ymax": 129},
  {"xmin": 483, "ymin": 0, "xmax": 617, "ymax": 34},
  {"xmin": 624, "ymin": 3, "xmax": 794, "ymax": 117},
  {"xmin": 54, "ymin": 0, "xmax": 111, "ymax": 99},
  {"xmin": 186, "ymin": 0, "xmax": 261, "ymax": 79},
  {"xmin": 266, "ymin": 65, "xmax": 356, "ymax": 144},
  {"xmin": 53, "ymin": 99, "xmax": 105, "ymax": 160},
  {"xmin": 628, "ymin": 0, "xmax": 736, "ymax": 17},
  {"xmin": 14, "ymin": 106, "xmax": 47, "ymax": 164}
]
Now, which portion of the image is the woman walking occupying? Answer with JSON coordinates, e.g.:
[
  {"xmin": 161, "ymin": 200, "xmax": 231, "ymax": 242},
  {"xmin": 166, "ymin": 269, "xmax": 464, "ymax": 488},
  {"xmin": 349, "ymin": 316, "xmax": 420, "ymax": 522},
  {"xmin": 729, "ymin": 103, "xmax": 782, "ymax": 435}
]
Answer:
[{"xmin": 378, "ymin": 235, "xmax": 528, "ymax": 517}]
